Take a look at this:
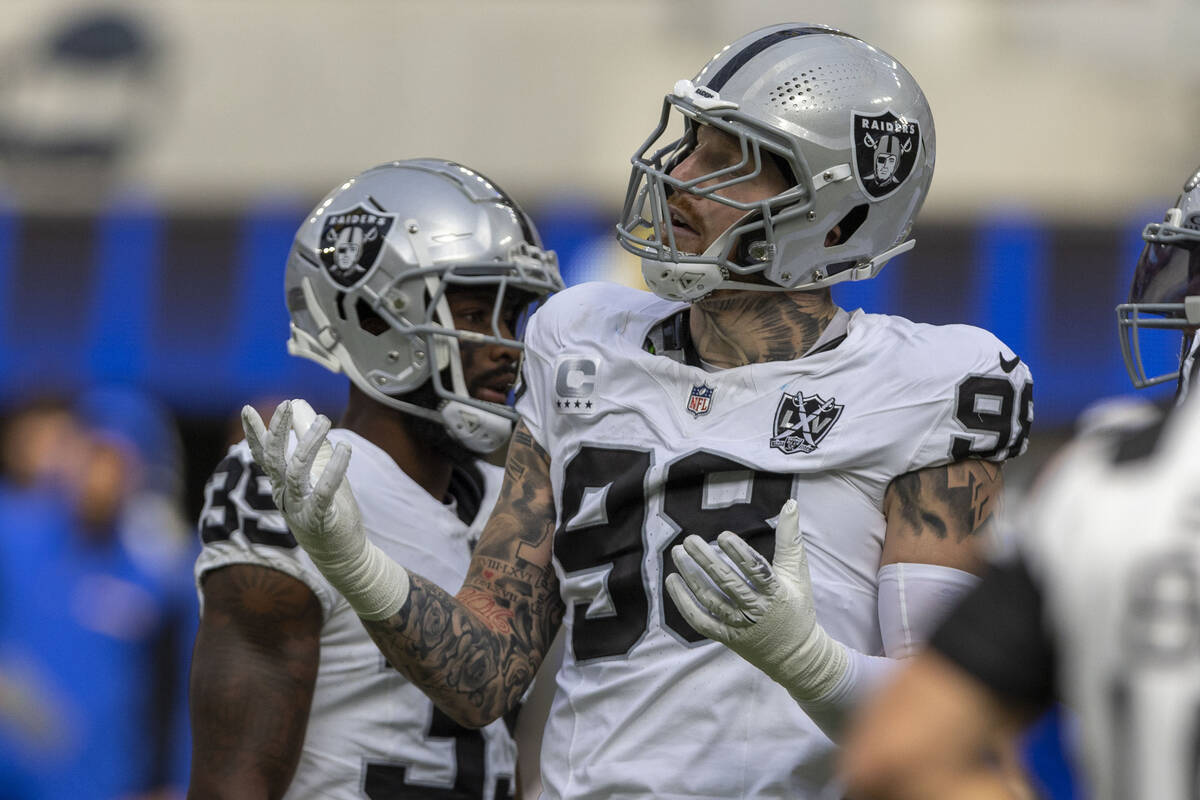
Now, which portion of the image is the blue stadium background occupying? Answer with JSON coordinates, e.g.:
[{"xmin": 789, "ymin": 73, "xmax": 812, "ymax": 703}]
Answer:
[{"xmin": 7, "ymin": 200, "xmax": 1177, "ymax": 420}]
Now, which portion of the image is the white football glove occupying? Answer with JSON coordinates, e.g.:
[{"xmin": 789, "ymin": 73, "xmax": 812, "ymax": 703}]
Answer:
[
  {"xmin": 664, "ymin": 498, "xmax": 849, "ymax": 703},
  {"xmin": 241, "ymin": 399, "xmax": 410, "ymax": 620}
]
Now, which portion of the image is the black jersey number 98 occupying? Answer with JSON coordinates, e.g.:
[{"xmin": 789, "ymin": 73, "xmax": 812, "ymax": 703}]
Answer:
[
  {"xmin": 951, "ymin": 376, "xmax": 1033, "ymax": 460},
  {"xmin": 553, "ymin": 446, "xmax": 791, "ymax": 662}
]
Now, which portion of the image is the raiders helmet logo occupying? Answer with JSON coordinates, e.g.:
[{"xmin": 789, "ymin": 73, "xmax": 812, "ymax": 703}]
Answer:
[
  {"xmin": 318, "ymin": 204, "xmax": 396, "ymax": 287},
  {"xmin": 851, "ymin": 110, "xmax": 920, "ymax": 200}
]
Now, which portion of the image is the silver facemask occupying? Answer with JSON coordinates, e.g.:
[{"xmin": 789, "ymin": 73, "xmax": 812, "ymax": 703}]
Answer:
[
  {"xmin": 1117, "ymin": 165, "xmax": 1200, "ymax": 392},
  {"xmin": 616, "ymin": 23, "xmax": 935, "ymax": 302}
]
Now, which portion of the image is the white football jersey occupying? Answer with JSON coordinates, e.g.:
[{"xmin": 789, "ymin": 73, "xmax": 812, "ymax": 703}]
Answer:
[
  {"xmin": 194, "ymin": 430, "xmax": 515, "ymax": 800},
  {"xmin": 1015, "ymin": 398, "xmax": 1200, "ymax": 800},
  {"xmin": 516, "ymin": 282, "xmax": 1033, "ymax": 799}
]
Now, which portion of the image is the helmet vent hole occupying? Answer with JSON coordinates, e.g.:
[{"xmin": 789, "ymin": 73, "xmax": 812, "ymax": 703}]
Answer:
[
  {"xmin": 767, "ymin": 62, "xmax": 876, "ymax": 113},
  {"xmin": 354, "ymin": 298, "xmax": 389, "ymax": 336},
  {"xmin": 829, "ymin": 204, "xmax": 869, "ymax": 247}
]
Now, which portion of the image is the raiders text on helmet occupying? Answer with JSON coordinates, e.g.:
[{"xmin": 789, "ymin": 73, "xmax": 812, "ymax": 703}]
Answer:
[
  {"xmin": 1117, "ymin": 163, "xmax": 1200, "ymax": 391},
  {"xmin": 617, "ymin": 23, "xmax": 935, "ymax": 302},
  {"xmin": 285, "ymin": 159, "xmax": 563, "ymax": 452}
]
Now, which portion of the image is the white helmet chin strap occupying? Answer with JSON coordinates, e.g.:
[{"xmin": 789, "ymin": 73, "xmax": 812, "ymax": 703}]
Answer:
[
  {"xmin": 439, "ymin": 400, "xmax": 514, "ymax": 454},
  {"xmin": 288, "ymin": 245, "xmax": 517, "ymax": 455},
  {"xmin": 716, "ymin": 237, "xmax": 916, "ymax": 294},
  {"xmin": 644, "ymin": 228, "xmax": 917, "ymax": 301}
]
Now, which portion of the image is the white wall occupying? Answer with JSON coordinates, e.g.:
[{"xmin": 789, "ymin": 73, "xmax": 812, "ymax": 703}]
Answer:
[{"xmin": 0, "ymin": 0, "xmax": 1194, "ymax": 220}]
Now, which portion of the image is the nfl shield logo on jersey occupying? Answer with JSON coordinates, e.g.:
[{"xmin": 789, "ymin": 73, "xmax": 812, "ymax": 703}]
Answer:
[
  {"xmin": 318, "ymin": 204, "xmax": 396, "ymax": 287},
  {"xmin": 686, "ymin": 383, "xmax": 714, "ymax": 417},
  {"xmin": 770, "ymin": 391, "xmax": 844, "ymax": 454}
]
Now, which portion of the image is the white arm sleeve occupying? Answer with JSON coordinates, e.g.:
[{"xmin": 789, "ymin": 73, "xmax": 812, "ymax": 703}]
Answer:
[
  {"xmin": 802, "ymin": 562, "xmax": 980, "ymax": 739},
  {"xmin": 876, "ymin": 562, "xmax": 980, "ymax": 658}
]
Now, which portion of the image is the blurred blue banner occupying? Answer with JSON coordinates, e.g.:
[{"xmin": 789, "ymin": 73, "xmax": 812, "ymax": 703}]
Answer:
[{"xmin": 5, "ymin": 200, "xmax": 1177, "ymax": 423}]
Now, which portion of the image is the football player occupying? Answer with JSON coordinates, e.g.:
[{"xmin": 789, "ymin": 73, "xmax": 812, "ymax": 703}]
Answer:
[
  {"xmin": 1118, "ymin": 164, "xmax": 1200, "ymax": 397},
  {"xmin": 187, "ymin": 159, "xmax": 563, "ymax": 799},
  {"xmin": 841, "ymin": 167, "xmax": 1200, "ymax": 800},
  {"xmin": 243, "ymin": 25, "xmax": 1033, "ymax": 797}
]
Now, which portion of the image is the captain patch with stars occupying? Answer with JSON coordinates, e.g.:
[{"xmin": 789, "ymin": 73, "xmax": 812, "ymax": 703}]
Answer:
[
  {"xmin": 319, "ymin": 204, "xmax": 396, "ymax": 287},
  {"xmin": 852, "ymin": 109, "xmax": 920, "ymax": 200}
]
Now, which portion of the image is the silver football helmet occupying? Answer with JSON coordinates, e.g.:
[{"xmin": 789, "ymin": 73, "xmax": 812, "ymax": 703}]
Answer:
[
  {"xmin": 617, "ymin": 23, "xmax": 936, "ymax": 302},
  {"xmin": 1117, "ymin": 165, "xmax": 1200, "ymax": 390},
  {"xmin": 285, "ymin": 159, "xmax": 563, "ymax": 453}
]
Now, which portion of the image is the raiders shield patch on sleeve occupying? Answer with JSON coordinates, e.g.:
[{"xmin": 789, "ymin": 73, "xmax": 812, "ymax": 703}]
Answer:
[{"xmin": 852, "ymin": 110, "xmax": 920, "ymax": 200}]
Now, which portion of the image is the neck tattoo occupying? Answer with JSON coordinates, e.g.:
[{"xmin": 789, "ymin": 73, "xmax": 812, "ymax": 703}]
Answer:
[{"xmin": 689, "ymin": 291, "xmax": 836, "ymax": 369}]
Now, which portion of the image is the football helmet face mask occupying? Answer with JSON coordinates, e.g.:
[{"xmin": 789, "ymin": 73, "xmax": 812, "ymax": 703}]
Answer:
[
  {"xmin": 285, "ymin": 159, "xmax": 563, "ymax": 453},
  {"xmin": 1117, "ymin": 165, "xmax": 1200, "ymax": 390},
  {"xmin": 617, "ymin": 24, "xmax": 935, "ymax": 302}
]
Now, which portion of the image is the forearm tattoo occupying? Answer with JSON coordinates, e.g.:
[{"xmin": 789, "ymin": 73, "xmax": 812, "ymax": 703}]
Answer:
[
  {"xmin": 887, "ymin": 460, "xmax": 1003, "ymax": 542},
  {"xmin": 362, "ymin": 422, "xmax": 564, "ymax": 726}
]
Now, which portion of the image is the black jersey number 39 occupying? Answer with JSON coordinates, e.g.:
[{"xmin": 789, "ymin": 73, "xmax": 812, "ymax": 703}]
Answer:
[
  {"xmin": 553, "ymin": 446, "xmax": 791, "ymax": 662},
  {"xmin": 199, "ymin": 455, "xmax": 297, "ymax": 548}
]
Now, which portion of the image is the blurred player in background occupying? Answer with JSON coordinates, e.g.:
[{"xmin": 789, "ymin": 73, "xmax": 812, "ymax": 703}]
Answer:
[
  {"xmin": 1119, "ymin": 165, "xmax": 1200, "ymax": 399},
  {"xmin": 0, "ymin": 397, "xmax": 79, "ymax": 491},
  {"xmin": 0, "ymin": 386, "xmax": 194, "ymax": 800},
  {"xmin": 187, "ymin": 159, "xmax": 562, "ymax": 799},
  {"xmin": 842, "ymin": 166, "xmax": 1200, "ymax": 800},
  {"xmin": 242, "ymin": 24, "xmax": 1033, "ymax": 797}
]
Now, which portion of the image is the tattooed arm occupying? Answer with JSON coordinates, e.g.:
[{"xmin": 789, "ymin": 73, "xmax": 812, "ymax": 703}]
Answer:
[
  {"xmin": 360, "ymin": 421, "xmax": 564, "ymax": 729},
  {"xmin": 663, "ymin": 459, "xmax": 1006, "ymax": 741},
  {"xmin": 187, "ymin": 564, "xmax": 322, "ymax": 800},
  {"xmin": 875, "ymin": 459, "xmax": 1004, "ymax": 660},
  {"xmin": 881, "ymin": 459, "xmax": 1004, "ymax": 574},
  {"xmin": 870, "ymin": 461, "xmax": 1033, "ymax": 795}
]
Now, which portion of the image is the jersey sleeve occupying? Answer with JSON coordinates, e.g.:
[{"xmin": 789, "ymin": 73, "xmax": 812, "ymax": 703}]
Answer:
[
  {"xmin": 193, "ymin": 442, "xmax": 337, "ymax": 618},
  {"xmin": 927, "ymin": 551, "xmax": 1057, "ymax": 709},
  {"xmin": 514, "ymin": 288, "xmax": 566, "ymax": 450},
  {"xmin": 903, "ymin": 325, "xmax": 1034, "ymax": 473}
]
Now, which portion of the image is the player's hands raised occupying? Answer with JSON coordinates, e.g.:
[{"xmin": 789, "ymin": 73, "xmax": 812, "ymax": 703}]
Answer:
[
  {"xmin": 242, "ymin": 399, "xmax": 358, "ymax": 560},
  {"xmin": 665, "ymin": 499, "xmax": 849, "ymax": 703},
  {"xmin": 241, "ymin": 399, "xmax": 410, "ymax": 620}
]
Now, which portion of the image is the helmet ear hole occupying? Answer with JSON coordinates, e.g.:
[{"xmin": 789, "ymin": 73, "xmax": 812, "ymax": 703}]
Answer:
[
  {"xmin": 335, "ymin": 291, "xmax": 349, "ymax": 322},
  {"xmin": 354, "ymin": 298, "xmax": 389, "ymax": 336},
  {"xmin": 767, "ymin": 152, "xmax": 797, "ymax": 188},
  {"xmin": 828, "ymin": 204, "xmax": 868, "ymax": 247}
]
